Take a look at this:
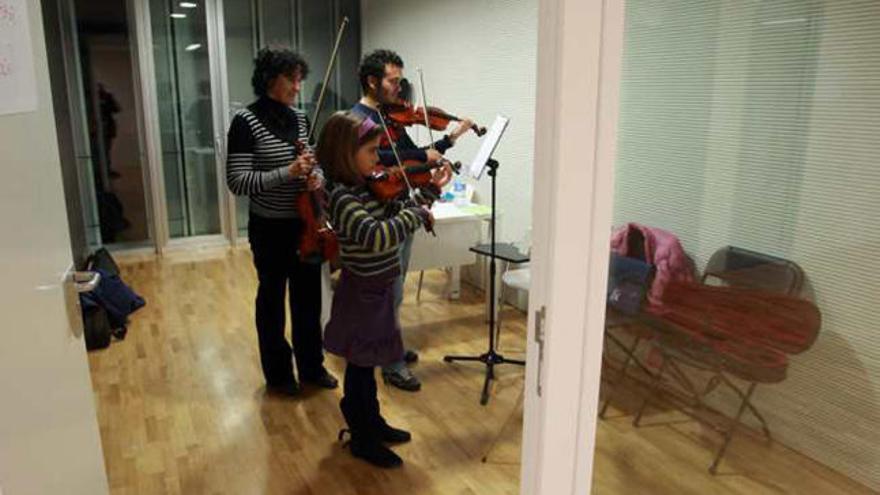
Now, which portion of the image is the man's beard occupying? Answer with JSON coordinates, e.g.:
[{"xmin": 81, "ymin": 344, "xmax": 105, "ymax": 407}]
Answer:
[{"xmin": 379, "ymin": 91, "xmax": 398, "ymax": 106}]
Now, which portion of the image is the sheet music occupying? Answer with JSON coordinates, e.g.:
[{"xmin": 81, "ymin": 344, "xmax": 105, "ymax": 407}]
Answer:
[
  {"xmin": 0, "ymin": 0, "xmax": 37, "ymax": 116},
  {"xmin": 469, "ymin": 115, "xmax": 509, "ymax": 179}
]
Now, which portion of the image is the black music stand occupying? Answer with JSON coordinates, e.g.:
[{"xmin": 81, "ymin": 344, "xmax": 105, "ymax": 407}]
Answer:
[{"xmin": 443, "ymin": 116, "xmax": 524, "ymax": 405}]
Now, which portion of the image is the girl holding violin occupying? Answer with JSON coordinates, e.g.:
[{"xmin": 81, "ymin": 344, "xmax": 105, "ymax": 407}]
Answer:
[
  {"xmin": 225, "ymin": 48, "xmax": 338, "ymax": 396},
  {"xmin": 319, "ymin": 112, "xmax": 433, "ymax": 468},
  {"xmin": 351, "ymin": 49, "xmax": 480, "ymax": 391}
]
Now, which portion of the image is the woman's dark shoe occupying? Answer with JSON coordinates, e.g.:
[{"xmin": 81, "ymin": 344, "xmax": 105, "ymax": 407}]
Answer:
[
  {"xmin": 382, "ymin": 367, "xmax": 421, "ymax": 392},
  {"xmin": 302, "ymin": 369, "xmax": 339, "ymax": 389},
  {"xmin": 266, "ymin": 381, "xmax": 300, "ymax": 397}
]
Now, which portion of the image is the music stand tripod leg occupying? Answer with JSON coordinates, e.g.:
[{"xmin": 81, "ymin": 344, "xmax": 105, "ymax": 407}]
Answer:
[{"xmin": 444, "ymin": 159, "xmax": 524, "ymax": 405}]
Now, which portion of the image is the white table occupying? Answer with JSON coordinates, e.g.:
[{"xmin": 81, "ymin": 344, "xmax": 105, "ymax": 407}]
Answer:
[
  {"xmin": 408, "ymin": 202, "xmax": 492, "ymax": 299},
  {"xmin": 320, "ymin": 202, "xmax": 491, "ymax": 326}
]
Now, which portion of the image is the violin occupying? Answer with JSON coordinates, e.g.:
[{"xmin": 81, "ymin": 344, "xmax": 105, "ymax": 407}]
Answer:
[
  {"xmin": 378, "ymin": 71, "xmax": 475, "ymax": 192},
  {"xmin": 295, "ymin": 171, "xmax": 338, "ymax": 264},
  {"xmin": 373, "ymin": 110, "xmax": 449, "ymax": 236},
  {"xmin": 292, "ymin": 136, "xmax": 338, "ymax": 264},
  {"xmin": 366, "ymin": 160, "xmax": 461, "ymax": 205},
  {"xmin": 295, "ymin": 17, "xmax": 348, "ymax": 264},
  {"xmin": 384, "ymin": 102, "xmax": 487, "ymax": 137}
]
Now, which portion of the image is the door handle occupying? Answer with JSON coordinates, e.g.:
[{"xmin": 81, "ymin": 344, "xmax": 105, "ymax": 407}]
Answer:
[
  {"xmin": 72, "ymin": 271, "xmax": 101, "ymax": 293},
  {"xmin": 64, "ymin": 268, "xmax": 100, "ymax": 340},
  {"xmin": 535, "ymin": 305, "xmax": 546, "ymax": 397}
]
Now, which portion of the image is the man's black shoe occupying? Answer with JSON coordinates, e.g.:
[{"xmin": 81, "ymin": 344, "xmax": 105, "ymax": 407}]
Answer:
[
  {"xmin": 382, "ymin": 367, "xmax": 421, "ymax": 392},
  {"xmin": 403, "ymin": 349, "xmax": 419, "ymax": 364}
]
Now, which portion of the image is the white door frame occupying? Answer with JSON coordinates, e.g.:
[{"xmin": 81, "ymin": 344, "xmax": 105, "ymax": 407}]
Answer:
[
  {"xmin": 126, "ymin": 0, "xmax": 158, "ymax": 248},
  {"xmin": 521, "ymin": 0, "xmax": 625, "ymax": 493},
  {"xmin": 205, "ymin": 0, "xmax": 236, "ymax": 246},
  {"xmin": 131, "ymin": 0, "xmax": 171, "ymax": 254},
  {"xmin": 212, "ymin": 0, "xmax": 243, "ymax": 245}
]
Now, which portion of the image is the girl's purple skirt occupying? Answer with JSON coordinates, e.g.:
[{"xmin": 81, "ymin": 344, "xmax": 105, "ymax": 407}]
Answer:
[{"xmin": 323, "ymin": 270, "xmax": 404, "ymax": 367}]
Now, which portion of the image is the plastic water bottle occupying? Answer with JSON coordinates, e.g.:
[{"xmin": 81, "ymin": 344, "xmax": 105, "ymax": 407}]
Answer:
[{"xmin": 452, "ymin": 177, "xmax": 467, "ymax": 206}]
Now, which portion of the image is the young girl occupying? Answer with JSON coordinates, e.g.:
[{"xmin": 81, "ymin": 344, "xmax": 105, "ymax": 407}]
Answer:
[{"xmin": 316, "ymin": 111, "xmax": 432, "ymax": 468}]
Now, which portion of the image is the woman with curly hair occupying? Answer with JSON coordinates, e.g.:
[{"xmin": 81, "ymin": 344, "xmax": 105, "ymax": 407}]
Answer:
[{"xmin": 226, "ymin": 47, "xmax": 338, "ymax": 396}]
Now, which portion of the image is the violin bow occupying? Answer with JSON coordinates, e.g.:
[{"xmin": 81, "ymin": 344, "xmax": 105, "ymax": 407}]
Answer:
[
  {"xmin": 307, "ymin": 16, "xmax": 350, "ymax": 145},
  {"xmin": 416, "ymin": 68, "xmax": 458, "ymax": 182},
  {"xmin": 302, "ymin": 15, "xmax": 348, "ymax": 232},
  {"xmin": 416, "ymin": 70, "xmax": 486, "ymax": 138},
  {"xmin": 375, "ymin": 112, "xmax": 435, "ymax": 236},
  {"xmin": 375, "ymin": 111, "xmax": 418, "ymax": 202},
  {"xmin": 416, "ymin": 68, "xmax": 438, "ymax": 151}
]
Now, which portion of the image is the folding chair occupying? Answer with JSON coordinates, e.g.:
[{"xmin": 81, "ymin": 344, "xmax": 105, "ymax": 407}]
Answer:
[
  {"xmin": 599, "ymin": 254, "xmax": 655, "ymax": 418},
  {"xmin": 632, "ymin": 246, "xmax": 819, "ymax": 474}
]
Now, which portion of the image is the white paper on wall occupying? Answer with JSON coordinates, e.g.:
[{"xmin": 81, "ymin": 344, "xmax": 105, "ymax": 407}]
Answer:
[{"xmin": 0, "ymin": 0, "xmax": 37, "ymax": 116}]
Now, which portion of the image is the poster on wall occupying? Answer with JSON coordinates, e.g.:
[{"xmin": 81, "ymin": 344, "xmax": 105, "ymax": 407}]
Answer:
[{"xmin": 0, "ymin": 0, "xmax": 38, "ymax": 116}]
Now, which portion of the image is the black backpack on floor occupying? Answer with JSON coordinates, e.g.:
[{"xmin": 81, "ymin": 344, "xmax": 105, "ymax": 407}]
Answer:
[
  {"xmin": 82, "ymin": 301, "xmax": 113, "ymax": 351},
  {"xmin": 80, "ymin": 248, "xmax": 145, "ymax": 349}
]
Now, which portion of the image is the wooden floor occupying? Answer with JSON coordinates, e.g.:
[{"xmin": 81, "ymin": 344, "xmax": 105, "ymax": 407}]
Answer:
[{"xmin": 89, "ymin": 250, "xmax": 875, "ymax": 495}]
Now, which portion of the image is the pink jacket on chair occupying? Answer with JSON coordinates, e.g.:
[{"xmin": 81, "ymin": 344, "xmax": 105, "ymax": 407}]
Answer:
[{"xmin": 610, "ymin": 223, "xmax": 695, "ymax": 308}]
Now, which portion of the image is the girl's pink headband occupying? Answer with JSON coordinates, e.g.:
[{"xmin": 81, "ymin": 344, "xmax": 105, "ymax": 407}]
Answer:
[{"xmin": 358, "ymin": 117, "xmax": 379, "ymax": 141}]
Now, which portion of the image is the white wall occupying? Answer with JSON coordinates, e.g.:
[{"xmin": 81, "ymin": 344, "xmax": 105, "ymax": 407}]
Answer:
[{"xmin": 360, "ymin": 0, "xmax": 538, "ymax": 247}]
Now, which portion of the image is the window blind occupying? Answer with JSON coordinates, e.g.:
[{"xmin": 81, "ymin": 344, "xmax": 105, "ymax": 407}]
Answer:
[{"xmin": 611, "ymin": 0, "xmax": 880, "ymax": 489}]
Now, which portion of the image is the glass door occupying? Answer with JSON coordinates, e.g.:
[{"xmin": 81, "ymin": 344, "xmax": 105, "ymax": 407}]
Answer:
[
  {"xmin": 148, "ymin": 0, "xmax": 224, "ymax": 240},
  {"xmin": 55, "ymin": 0, "xmax": 155, "ymax": 251},
  {"xmin": 589, "ymin": 1, "xmax": 880, "ymax": 493}
]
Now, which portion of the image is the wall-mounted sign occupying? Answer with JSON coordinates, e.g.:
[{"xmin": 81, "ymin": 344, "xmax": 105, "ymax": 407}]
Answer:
[{"xmin": 0, "ymin": 0, "xmax": 38, "ymax": 116}]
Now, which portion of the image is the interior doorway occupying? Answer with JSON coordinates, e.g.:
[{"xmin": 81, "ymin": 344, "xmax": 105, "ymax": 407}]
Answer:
[{"xmin": 70, "ymin": 0, "xmax": 152, "ymax": 247}]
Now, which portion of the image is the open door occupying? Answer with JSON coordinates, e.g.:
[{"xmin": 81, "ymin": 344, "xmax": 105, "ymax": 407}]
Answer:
[{"xmin": 0, "ymin": 2, "xmax": 109, "ymax": 494}]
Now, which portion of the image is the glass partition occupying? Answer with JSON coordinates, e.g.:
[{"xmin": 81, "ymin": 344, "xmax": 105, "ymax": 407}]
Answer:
[
  {"xmin": 594, "ymin": 1, "xmax": 880, "ymax": 493},
  {"xmin": 151, "ymin": 0, "xmax": 221, "ymax": 238}
]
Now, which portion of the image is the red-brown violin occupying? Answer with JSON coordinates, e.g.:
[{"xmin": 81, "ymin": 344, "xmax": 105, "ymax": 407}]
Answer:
[
  {"xmin": 366, "ymin": 159, "xmax": 461, "ymax": 205},
  {"xmin": 384, "ymin": 102, "xmax": 486, "ymax": 137}
]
